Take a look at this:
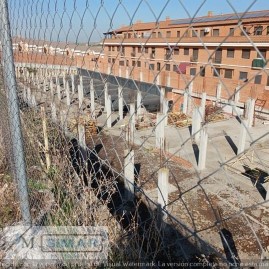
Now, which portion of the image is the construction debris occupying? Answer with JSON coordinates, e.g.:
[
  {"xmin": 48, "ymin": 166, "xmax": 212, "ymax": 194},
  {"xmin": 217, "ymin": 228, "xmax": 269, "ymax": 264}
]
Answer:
[
  {"xmin": 167, "ymin": 112, "xmax": 191, "ymax": 128},
  {"xmin": 205, "ymin": 105, "xmax": 225, "ymax": 122},
  {"xmin": 68, "ymin": 116, "xmax": 98, "ymax": 136}
]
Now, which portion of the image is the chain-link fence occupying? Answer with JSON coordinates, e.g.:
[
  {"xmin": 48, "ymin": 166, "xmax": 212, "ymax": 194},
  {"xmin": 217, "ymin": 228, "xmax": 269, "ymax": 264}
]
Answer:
[{"xmin": 1, "ymin": 0, "xmax": 269, "ymax": 267}]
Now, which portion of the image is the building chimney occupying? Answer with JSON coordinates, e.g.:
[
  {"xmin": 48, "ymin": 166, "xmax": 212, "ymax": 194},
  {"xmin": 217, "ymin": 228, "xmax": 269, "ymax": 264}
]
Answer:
[{"xmin": 207, "ymin": 11, "xmax": 213, "ymax": 17}]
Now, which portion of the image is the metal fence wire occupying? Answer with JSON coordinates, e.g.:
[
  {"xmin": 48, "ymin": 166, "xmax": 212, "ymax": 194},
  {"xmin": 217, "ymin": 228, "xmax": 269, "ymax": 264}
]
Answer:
[{"xmin": 0, "ymin": 0, "xmax": 269, "ymax": 267}]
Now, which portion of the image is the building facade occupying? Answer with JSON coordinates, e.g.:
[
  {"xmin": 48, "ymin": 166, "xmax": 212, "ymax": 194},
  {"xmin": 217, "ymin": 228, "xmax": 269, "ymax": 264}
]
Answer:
[{"xmin": 101, "ymin": 10, "xmax": 269, "ymax": 111}]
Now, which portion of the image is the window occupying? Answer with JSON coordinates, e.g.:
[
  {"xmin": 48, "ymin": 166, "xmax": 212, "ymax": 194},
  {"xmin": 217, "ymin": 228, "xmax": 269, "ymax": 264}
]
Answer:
[
  {"xmin": 254, "ymin": 75, "xmax": 262, "ymax": 84},
  {"xmin": 200, "ymin": 66, "xmax": 205, "ymax": 77},
  {"xmin": 190, "ymin": 68, "xmax": 196, "ymax": 76},
  {"xmin": 213, "ymin": 68, "xmax": 221, "ymax": 77},
  {"xmin": 112, "ymin": 58, "xmax": 115, "ymax": 64},
  {"xmin": 174, "ymin": 48, "xmax": 179, "ymax": 55},
  {"xmin": 138, "ymin": 47, "xmax": 142, "ymax": 53},
  {"xmin": 200, "ymin": 30, "xmax": 205, "ymax": 37},
  {"xmin": 227, "ymin": 49, "xmax": 234, "ymax": 58},
  {"xmin": 126, "ymin": 60, "xmax": 129, "ymax": 67},
  {"xmin": 239, "ymin": 71, "xmax": 248, "ymax": 81},
  {"xmin": 166, "ymin": 64, "xmax": 170, "ymax": 71},
  {"xmin": 112, "ymin": 46, "xmax": 115, "ymax": 51},
  {"xmin": 132, "ymin": 47, "xmax": 135, "ymax": 52},
  {"xmin": 173, "ymin": 65, "xmax": 178, "ymax": 72},
  {"xmin": 166, "ymin": 31, "xmax": 171, "ymax": 38},
  {"xmin": 117, "ymin": 46, "xmax": 120, "ymax": 52},
  {"xmin": 229, "ymin": 28, "xmax": 234, "ymax": 36},
  {"xmin": 128, "ymin": 33, "xmax": 132, "ymax": 38},
  {"xmin": 145, "ymin": 47, "xmax": 148, "ymax": 53},
  {"xmin": 267, "ymin": 26, "xmax": 269, "ymax": 35},
  {"xmin": 137, "ymin": 61, "xmax": 141, "ymax": 68},
  {"xmin": 132, "ymin": 61, "xmax": 136, "ymax": 67},
  {"xmin": 257, "ymin": 49, "xmax": 266, "ymax": 59},
  {"xmin": 108, "ymin": 58, "xmax": 111, "ymax": 63},
  {"xmin": 212, "ymin": 29, "xmax": 220, "ymax": 36},
  {"xmin": 254, "ymin": 26, "xmax": 263, "ymax": 35},
  {"xmin": 149, "ymin": 64, "xmax": 154, "ymax": 70},
  {"xmin": 177, "ymin": 31, "xmax": 180, "ymax": 38},
  {"xmin": 158, "ymin": 32, "xmax": 162, "ymax": 38},
  {"xmin": 192, "ymin": 30, "xmax": 197, "ymax": 37},
  {"xmin": 242, "ymin": 49, "xmax": 250, "ymax": 59},
  {"xmin": 224, "ymin": 69, "xmax": 233, "ymax": 79},
  {"xmin": 152, "ymin": 32, "xmax": 156, "ymax": 38},
  {"xmin": 119, "ymin": 60, "xmax": 125, "ymax": 66},
  {"xmin": 241, "ymin": 27, "xmax": 247, "ymax": 36},
  {"xmin": 184, "ymin": 48, "xmax": 189, "ymax": 55},
  {"xmin": 157, "ymin": 62, "xmax": 161, "ymax": 71},
  {"xmin": 108, "ymin": 46, "xmax": 111, "ymax": 51}
]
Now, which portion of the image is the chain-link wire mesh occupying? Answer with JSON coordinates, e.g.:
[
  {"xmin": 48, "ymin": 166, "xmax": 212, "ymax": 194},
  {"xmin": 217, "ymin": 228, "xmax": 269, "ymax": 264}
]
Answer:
[{"xmin": 1, "ymin": 0, "xmax": 269, "ymax": 267}]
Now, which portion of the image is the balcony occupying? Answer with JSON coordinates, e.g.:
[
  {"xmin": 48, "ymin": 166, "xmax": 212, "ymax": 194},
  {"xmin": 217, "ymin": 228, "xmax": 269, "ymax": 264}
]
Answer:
[
  {"xmin": 164, "ymin": 53, "xmax": 172, "ymax": 60},
  {"xmin": 150, "ymin": 53, "xmax": 155, "ymax": 59},
  {"xmin": 252, "ymin": 58, "xmax": 266, "ymax": 69},
  {"xmin": 131, "ymin": 52, "xmax": 136, "ymax": 57},
  {"xmin": 212, "ymin": 57, "xmax": 222, "ymax": 64},
  {"xmin": 190, "ymin": 56, "xmax": 198, "ymax": 62}
]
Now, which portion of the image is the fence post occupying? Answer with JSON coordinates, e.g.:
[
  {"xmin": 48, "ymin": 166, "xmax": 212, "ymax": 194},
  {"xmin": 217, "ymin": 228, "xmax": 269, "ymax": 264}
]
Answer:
[{"xmin": 0, "ymin": 0, "xmax": 31, "ymax": 225}]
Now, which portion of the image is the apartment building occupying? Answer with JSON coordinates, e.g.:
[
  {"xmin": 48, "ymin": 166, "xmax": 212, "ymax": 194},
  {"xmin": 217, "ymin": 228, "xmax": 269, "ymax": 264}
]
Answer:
[{"xmin": 102, "ymin": 10, "xmax": 269, "ymax": 111}]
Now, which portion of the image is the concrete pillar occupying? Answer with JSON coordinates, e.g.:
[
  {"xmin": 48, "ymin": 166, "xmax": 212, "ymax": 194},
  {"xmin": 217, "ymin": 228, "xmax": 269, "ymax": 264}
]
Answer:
[
  {"xmin": 247, "ymin": 98, "xmax": 255, "ymax": 128},
  {"xmin": 158, "ymin": 168, "xmax": 169, "ymax": 217},
  {"xmin": 107, "ymin": 65, "xmax": 110, "ymax": 75},
  {"xmin": 124, "ymin": 149, "xmax": 135, "ymax": 201},
  {"xmin": 90, "ymin": 79, "xmax": 95, "ymax": 117},
  {"xmin": 182, "ymin": 92, "xmax": 188, "ymax": 114},
  {"xmin": 234, "ymin": 86, "xmax": 240, "ymax": 103},
  {"xmin": 198, "ymin": 128, "xmax": 208, "ymax": 170},
  {"xmin": 156, "ymin": 113, "xmax": 165, "ymax": 150},
  {"xmin": 107, "ymin": 95, "xmax": 112, "ymax": 128},
  {"xmin": 60, "ymin": 110, "xmax": 67, "ymax": 133},
  {"xmin": 78, "ymin": 84, "xmax": 84, "ymax": 109},
  {"xmin": 160, "ymin": 87, "xmax": 165, "ymax": 113},
  {"xmin": 78, "ymin": 124, "xmax": 86, "ymax": 150},
  {"xmin": 139, "ymin": 71, "xmax": 143, "ymax": 82},
  {"xmin": 119, "ymin": 67, "xmax": 122, "ymax": 77},
  {"xmin": 166, "ymin": 73, "xmax": 171, "ymax": 87},
  {"xmin": 137, "ymin": 90, "xmax": 142, "ymax": 116},
  {"xmin": 104, "ymin": 83, "xmax": 108, "ymax": 113},
  {"xmin": 31, "ymin": 94, "xmax": 37, "ymax": 108},
  {"xmin": 192, "ymin": 107, "xmax": 202, "ymax": 143},
  {"xmin": 187, "ymin": 78, "xmax": 193, "ymax": 115},
  {"xmin": 237, "ymin": 120, "xmax": 247, "ymax": 155},
  {"xmin": 79, "ymin": 75, "xmax": 83, "ymax": 91},
  {"xmin": 118, "ymin": 86, "xmax": 123, "ymax": 120},
  {"xmin": 126, "ymin": 103, "xmax": 135, "ymax": 144},
  {"xmin": 71, "ymin": 74, "xmax": 75, "ymax": 94},
  {"xmin": 216, "ymin": 83, "xmax": 222, "ymax": 103},
  {"xmin": 63, "ymin": 74, "xmax": 66, "ymax": 89},
  {"xmin": 51, "ymin": 102, "xmax": 57, "ymax": 122},
  {"xmin": 26, "ymin": 88, "xmax": 31, "ymax": 105},
  {"xmin": 163, "ymin": 100, "xmax": 169, "ymax": 126},
  {"xmin": 43, "ymin": 78, "xmax": 47, "ymax": 92},
  {"xmin": 22, "ymin": 87, "xmax": 27, "ymax": 102},
  {"xmin": 50, "ymin": 79, "xmax": 54, "ymax": 98},
  {"xmin": 201, "ymin": 92, "xmax": 207, "ymax": 121},
  {"xmin": 126, "ymin": 68, "xmax": 129, "ymax": 79},
  {"xmin": 65, "ymin": 80, "xmax": 71, "ymax": 106},
  {"xmin": 156, "ymin": 74, "xmax": 160, "ymax": 85}
]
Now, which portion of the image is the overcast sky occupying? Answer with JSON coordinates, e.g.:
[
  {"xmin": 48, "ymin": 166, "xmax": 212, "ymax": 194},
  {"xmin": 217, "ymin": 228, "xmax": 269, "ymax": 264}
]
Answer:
[{"xmin": 9, "ymin": 0, "xmax": 269, "ymax": 43}]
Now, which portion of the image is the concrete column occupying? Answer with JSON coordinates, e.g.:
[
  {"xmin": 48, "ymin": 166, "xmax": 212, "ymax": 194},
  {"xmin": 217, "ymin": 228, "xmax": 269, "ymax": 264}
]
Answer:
[
  {"xmin": 156, "ymin": 74, "xmax": 160, "ymax": 85},
  {"xmin": 139, "ymin": 71, "xmax": 143, "ymax": 82},
  {"xmin": 51, "ymin": 102, "xmax": 57, "ymax": 122},
  {"xmin": 247, "ymin": 98, "xmax": 255, "ymax": 128},
  {"xmin": 90, "ymin": 79, "xmax": 95, "ymax": 117},
  {"xmin": 104, "ymin": 83, "xmax": 108, "ymax": 112},
  {"xmin": 163, "ymin": 99, "xmax": 169, "ymax": 126},
  {"xmin": 107, "ymin": 95, "xmax": 112, "ymax": 128},
  {"xmin": 124, "ymin": 149, "xmax": 135, "ymax": 201},
  {"xmin": 158, "ymin": 168, "xmax": 169, "ymax": 216},
  {"xmin": 65, "ymin": 80, "xmax": 70, "ymax": 106},
  {"xmin": 126, "ymin": 103, "xmax": 135, "ymax": 144},
  {"xmin": 192, "ymin": 107, "xmax": 202, "ymax": 143},
  {"xmin": 137, "ymin": 90, "xmax": 142, "ymax": 116},
  {"xmin": 156, "ymin": 113, "xmax": 165, "ymax": 150},
  {"xmin": 166, "ymin": 73, "xmax": 171, "ymax": 87},
  {"xmin": 79, "ymin": 75, "xmax": 83, "ymax": 91},
  {"xmin": 71, "ymin": 74, "xmax": 75, "ymax": 94},
  {"xmin": 78, "ymin": 84, "xmax": 84, "ymax": 109},
  {"xmin": 63, "ymin": 74, "xmax": 66, "ymax": 89},
  {"xmin": 43, "ymin": 78, "xmax": 47, "ymax": 92},
  {"xmin": 198, "ymin": 128, "xmax": 208, "ymax": 170},
  {"xmin": 182, "ymin": 92, "xmax": 188, "ymax": 114},
  {"xmin": 50, "ymin": 79, "xmax": 54, "ymax": 98},
  {"xmin": 201, "ymin": 92, "xmax": 207, "ymax": 121},
  {"xmin": 60, "ymin": 110, "xmax": 67, "ymax": 133},
  {"xmin": 22, "ymin": 87, "xmax": 27, "ymax": 102},
  {"xmin": 126, "ymin": 68, "xmax": 129, "ymax": 79},
  {"xmin": 160, "ymin": 87, "xmax": 165, "ymax": 113},
  {"xmin": 237, "ymin": 120, "xmax": 247, "ymax": 155},
  {"xmin": 118, "ymin": 86, "xmax": 123, "ymax": 120},
  {"xmin": 107, "ymin": 65, "xmax": 110, "ymax": 75},
  {"xmin": 187, "ymin": 78, "xmax": 193, "ymax": 115},
  {"xmin": 78, "ymin": 124, "xmax": 86, "ymax": 160},
  {"xmin": 216, "ymin": 83, "xmax": 222, "ymax": 103},
  {"xmin": 234, "ymin": 86, "xmax": 240, "ymax": 103},
  {"xmin": 26, "ymin": 87, "xmax": 31, "ymax": 105},
  {"xmin": 31, "ymin": 94, "xmax": 37, "ymax": 108},
  {"xmin": 119, "ymin": 66, "xmax": 122, "ymax": 77}
]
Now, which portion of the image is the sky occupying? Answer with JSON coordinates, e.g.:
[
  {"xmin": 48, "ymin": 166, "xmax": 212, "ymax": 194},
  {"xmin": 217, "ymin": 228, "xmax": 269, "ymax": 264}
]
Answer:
[{"xmin": 9, "ymin": 0, "xmax": 269, "ymax": 43}]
